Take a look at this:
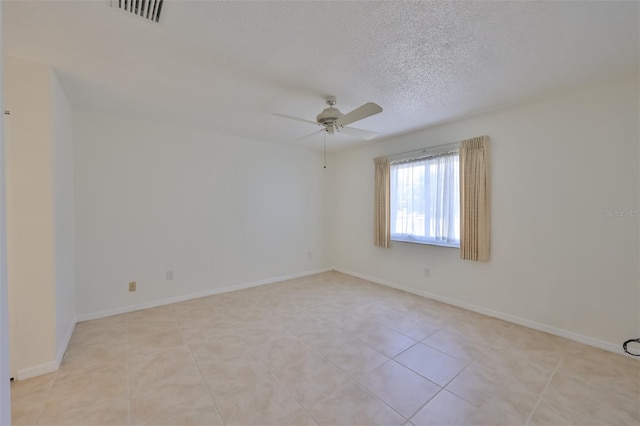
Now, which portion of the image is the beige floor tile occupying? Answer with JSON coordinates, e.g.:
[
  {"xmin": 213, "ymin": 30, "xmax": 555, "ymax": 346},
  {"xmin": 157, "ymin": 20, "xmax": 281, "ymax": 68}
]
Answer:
[
  {"xmin": 173, "ymin": 301, "xmax": 214, "ymax": 316},
  {"xmin": 10, "ymin": 373, "xmax": 55, "ymax": 400},
  {"xmin": 175, "ymin": 309, "xmax": 225, "ymax": 329},
  {"xmin": 307, "ymin": 382, "xmax": 406, "ymax": 426},
  {"xmin": 38, "ymin": 398, "xmax": 129, "ymax": 426},
  {"xmin": 395, "ymin": 343, "xmax": 468, "ymax": 386},
  {"xmin": 558, "ymin": 344, "xmax": 640, "ymax": 394},
  {"xmin": 67, "ymin": 324, "xmax": 126, "ymax": 349},
  {"xmin": 445, "ymin": 356, "xmax": 548, "ymax": 424},
  {"xmin": 275, "ymin": 312, "xmax": 328, "ymax": 333},
  {"xmin": 10, "ymin": 373, "xmax": 55, "ymax": 426},
  {"xmin": 275, "ymin": 353, "xmax": 354, "ymax": 409},
  {"xmin": 332, "ymin": 296, "xmax": 378, "ymax": 312},
  {"xmin": 355, "ymin": 360, "xmax": 441, "ymax": 418},
  {"xmin": 382, "ymin": 297, "xmax": 439, "ymax": 314},
  {"xmin": 323, "ymin": 340, "xmax": 389, "ymax": 375},
  {"xmin": 11, "ymin": 272, "xmax": 637, "ymax": 426},
  {"xmin": 392, "ymin": 295, "xmax": 448, "ymax": 318},
  {"xmin": 528, "ymin": 397, "xmax": 601, "ymax": 426},
  {"xmin": 270, "ymin": 303, "xmax": 311, "ymax": 318},
  {"xmin": 214, "ymin": 374, "xmax": 307, "ymax": 426},
  {"xmin": 56, "ymin": 344, "xmax": 128, "ymax": 382},
  {"xmin": 131, "ymin": 404, "xmax": 224, "ymax": 426},
  {"xmin": 354, "ymin": 324, "xmax": 418, "ymax": 358},
  {"xmin": 226, "ymin": 307, "xmax": 275, "ymax": 327},
  {"xmin": 357, "ymin": 303, "xmax": 405, "ymax": 321},
  {"xmin": 9, "ymin": 406, "xmax": 43, "ymax": 426},
  {"xmin": 473, "ymin": 349, "xmax": 553, "ymax": 388},
  {"xmin": 129, "ymin": 375, "xmax": 213, "ymax": 417},
  {"xmin": 236, "ymin": 322, "xmax": 291, "ymax": 348},
  {"xmin": 294, "ymin": 323, "xmax": 353, "ymax": 349},
  {"xmin": 319, "ymin": 311, "xmax": 372, "ymax": 334},
  {"xmin": 492, "ymin": 325, "xmax": 569, "ymax": 373},
  {"xmin": 73, "ymin": 314, "xmax": 126, "ymax": 333},
  {"xmin": 47, "ymin": 365, "xmax": 128, "ymax": 406},
  {"xmin": 127, "ymin": 327, "xmax": 185, "ymax": 355},
  {"xmin": 444, "ymin": 312, "xmax": 512, "ymax": 344},
  {"xmin": 276, "ymin": 408, "xmax": 319, "ymax": 425},
  {"xmin": 253, "ymin": 335, "xmax": 316, "ymax": 372},
  {"xmin": 565, "ymin": 341, "xmax": 640, "ymax": 369},
  {"xmin": 178, "ymin": 325, "xmax": 237, "ymax": 345},
  {"xmin": 542, "ymin": 371, "xmax": 640, "ymax": 425},
  {"xmin": 422, "ymin": 328, "xmax": 489, "ymax": 363},
  {"xmin": 126, "ymin": 305, "xmax": 176, "ymax": 322},
  {"xmin": 198, "ymin": 356, "xmax": 272, "ymax": 399},
  {"xmin": 37, "ymin": 366, "xmax": 128, "ymax": 426},
  {"xmin": 307, "ymin": 303, "xmax": 347, "ymax": 321},
  {"xmin": 128, "ymin": 347, "xmax": 202, "ymax": 392},
  {"xmin": 171, "ymin": 297, "xmax": 213, "ymax": 312},
  {"xmin": 188, "ymin": 333, "xmax": 255, "ymax": 364},
  {"xmin": 387, "ymin": 317, "xmax": 441, "ymax": 341},
  {"xmin": 126, "ymin": 318, "xmax": 178, "ymax": 340},
  {"xmin": 410, "ymin": 390, "xmax": 492, "ymax": 426}
]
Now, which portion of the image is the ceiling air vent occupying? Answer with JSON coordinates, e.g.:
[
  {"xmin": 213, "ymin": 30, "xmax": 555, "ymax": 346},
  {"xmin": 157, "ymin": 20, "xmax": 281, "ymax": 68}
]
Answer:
[{"xmin": 113, "ymin": 0, "xmax": 164, "ymax": 23}]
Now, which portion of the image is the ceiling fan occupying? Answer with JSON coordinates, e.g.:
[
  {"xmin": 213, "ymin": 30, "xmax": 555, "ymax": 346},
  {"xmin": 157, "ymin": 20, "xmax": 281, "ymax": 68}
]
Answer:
[{"xmin": 273, "ymin": 96, "xmax": 383, "ymax": 141}]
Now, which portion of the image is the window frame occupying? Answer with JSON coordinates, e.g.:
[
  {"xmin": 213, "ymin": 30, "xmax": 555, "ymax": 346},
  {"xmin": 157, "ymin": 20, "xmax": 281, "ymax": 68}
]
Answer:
[{"xmin": 388, "ymin": 144, "xmax": 461, "ymax": 248}]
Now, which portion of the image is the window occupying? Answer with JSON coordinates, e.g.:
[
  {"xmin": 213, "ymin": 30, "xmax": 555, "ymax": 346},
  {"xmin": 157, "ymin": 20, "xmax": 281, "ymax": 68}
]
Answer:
[{"xmin": 390, "ymin": 151, "xmax": 460, "ymax": 247}]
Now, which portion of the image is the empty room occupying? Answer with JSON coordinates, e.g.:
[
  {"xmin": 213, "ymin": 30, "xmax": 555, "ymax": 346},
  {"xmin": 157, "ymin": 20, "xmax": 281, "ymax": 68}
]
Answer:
[{"xmin": 0, "ymin": 1, "xmax": 639, "ymax": 425}]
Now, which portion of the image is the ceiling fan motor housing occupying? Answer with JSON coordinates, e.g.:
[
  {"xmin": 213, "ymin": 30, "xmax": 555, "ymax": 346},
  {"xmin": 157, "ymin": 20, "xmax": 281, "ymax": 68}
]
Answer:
[{"xmin": 316, "ymin": 106, "xmax": 343, "ymax": 127}]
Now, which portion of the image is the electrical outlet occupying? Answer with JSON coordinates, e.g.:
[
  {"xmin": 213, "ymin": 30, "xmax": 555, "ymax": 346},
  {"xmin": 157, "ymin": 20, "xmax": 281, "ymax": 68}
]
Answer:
[
  {"xmin": 166, "ymin": 270, "xmax": 174, "ymax": 280},
  {"xmin": 128, "ymin": 281, "xmax": 136, "ymax": 292},
  {"xmin": 424, "ymin": 268, "xmax": 430, "ymax": 277}
]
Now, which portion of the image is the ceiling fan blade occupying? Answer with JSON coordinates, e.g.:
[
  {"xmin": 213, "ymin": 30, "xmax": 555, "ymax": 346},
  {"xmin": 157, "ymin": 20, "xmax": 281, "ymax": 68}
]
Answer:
[
  {"xmin": 295, "ymin": 129, "xmax": 324, "ymax": 141},
  {"xmin": 340, "ymin": 126, "xmax": 378, "ymax": 140},
  {"xmin": 272, "ymin": 113, "xmax": 320, "ymax": 127},
  {"xmin": 336, "ymin": 102, "xmax": 382, "ymax": 127}
]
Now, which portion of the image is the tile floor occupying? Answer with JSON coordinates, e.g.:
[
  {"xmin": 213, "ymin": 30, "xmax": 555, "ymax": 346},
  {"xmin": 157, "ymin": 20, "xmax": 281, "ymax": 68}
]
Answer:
[{"xmin": 10, "ymin": 271, "xmax": 640, "ymax": 426}]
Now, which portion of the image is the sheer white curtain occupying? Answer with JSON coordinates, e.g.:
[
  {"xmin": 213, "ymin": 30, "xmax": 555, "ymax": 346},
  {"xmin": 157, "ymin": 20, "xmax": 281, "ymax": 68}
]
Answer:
[{"xmin": 390, "ymin": 152, "xmax": 460, "ymax": 245}]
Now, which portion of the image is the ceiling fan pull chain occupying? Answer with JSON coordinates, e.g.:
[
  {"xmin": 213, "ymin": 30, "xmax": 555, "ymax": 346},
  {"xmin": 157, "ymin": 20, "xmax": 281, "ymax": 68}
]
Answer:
[{"xmin": 323, "ymin": 130, "xmax": 327, "ymax": 169}]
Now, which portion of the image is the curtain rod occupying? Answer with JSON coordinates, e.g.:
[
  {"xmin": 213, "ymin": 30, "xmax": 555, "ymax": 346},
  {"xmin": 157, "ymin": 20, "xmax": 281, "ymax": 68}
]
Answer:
[{"xmin": 386, "ymin": 141, "xmax": 460, "ymax": 162}]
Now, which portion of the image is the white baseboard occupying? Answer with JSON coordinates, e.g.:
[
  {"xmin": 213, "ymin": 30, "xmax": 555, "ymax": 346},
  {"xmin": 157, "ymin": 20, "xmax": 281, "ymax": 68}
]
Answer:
[
  {"xmin": 16, "ymin": 317, "xmax": 77, "ymax": 381},
  {"xmin": 17, "ymin": 360, "xmax": 57, "ymax": 381},
  {"xmin": 56, "ymin": 318, "xmax": 77, "ymax": 366},
  {"xmin": 77, "ymin": 267, "xmax": 334, "ymax": 322},
  {"xmin": 334, "ymin": 267, "xmax": 632, "ymax": 358}
]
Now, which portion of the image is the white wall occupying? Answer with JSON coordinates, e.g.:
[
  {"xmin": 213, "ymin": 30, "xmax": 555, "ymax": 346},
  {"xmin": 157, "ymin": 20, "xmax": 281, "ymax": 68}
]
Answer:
[
  {"xmin": 51, "ymin": 71, "xmax": 76, "ymax": 359},
  {"xmin": 74, "ymin": 111, "xmax": 329, "ymax": 318},
  {"xmin": 5, "ymin": 56, "xmax": 57, "ymax": 373},
  {"xmin": 329, "ymin": 75, "xmax": 639, "ymax": 351},
  {"xmin": 4, "ymin": 56, "xmax": 76, "ymax": 380}
]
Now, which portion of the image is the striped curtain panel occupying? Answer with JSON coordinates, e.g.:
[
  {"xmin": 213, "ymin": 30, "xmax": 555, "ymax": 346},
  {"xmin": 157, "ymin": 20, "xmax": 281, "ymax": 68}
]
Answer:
[
  {"xmin": 460, "ymin": 136, "xmax": 490, "ymax": 261},
  {"xmin": 373, "ymin": 156, "xmax": 391, "ymax": 248}
]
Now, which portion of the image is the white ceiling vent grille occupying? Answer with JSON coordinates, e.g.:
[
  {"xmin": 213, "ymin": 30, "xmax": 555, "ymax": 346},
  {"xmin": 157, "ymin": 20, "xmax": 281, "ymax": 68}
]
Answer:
[{"xmin": 113, "ymin": 0, "xmax": 164, "ymax": 23}]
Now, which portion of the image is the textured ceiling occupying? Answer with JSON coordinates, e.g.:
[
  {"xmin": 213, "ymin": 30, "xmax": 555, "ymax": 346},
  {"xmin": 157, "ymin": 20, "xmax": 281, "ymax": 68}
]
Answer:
[{"xmin": 4, "ymin": 1, "xmax": 639, "ymax": 151}]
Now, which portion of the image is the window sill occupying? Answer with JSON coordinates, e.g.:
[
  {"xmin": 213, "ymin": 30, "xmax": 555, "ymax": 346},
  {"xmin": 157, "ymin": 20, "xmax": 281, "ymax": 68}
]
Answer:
[{"xmin": 391, "ymin": 237, "xmax": 460, "ymax": 249}]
